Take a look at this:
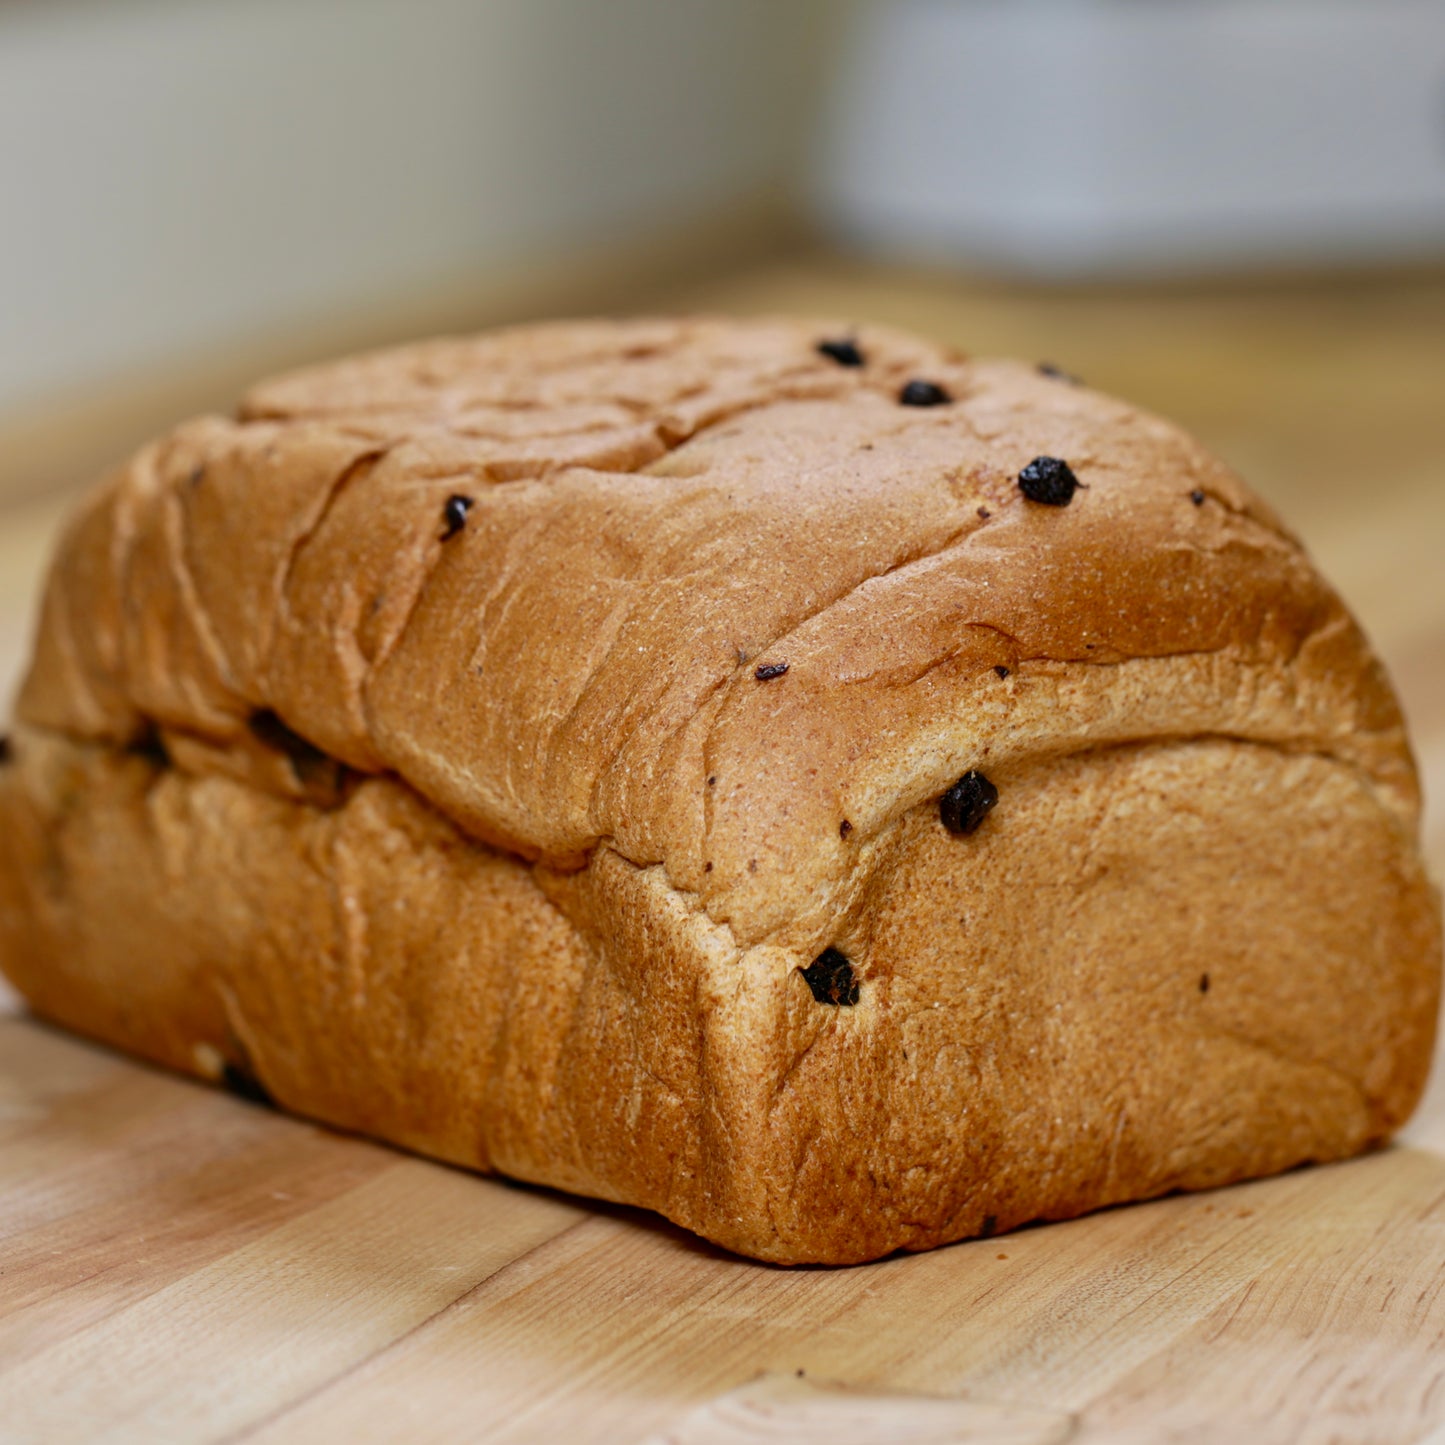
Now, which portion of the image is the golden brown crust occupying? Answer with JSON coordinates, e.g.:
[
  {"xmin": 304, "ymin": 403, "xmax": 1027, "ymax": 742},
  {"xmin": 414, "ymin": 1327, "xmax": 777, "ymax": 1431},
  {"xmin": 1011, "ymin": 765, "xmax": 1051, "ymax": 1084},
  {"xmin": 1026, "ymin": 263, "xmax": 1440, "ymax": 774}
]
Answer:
[{"xmin": 2, "ymin": 316, "xmax": 1439, "ymax": 1262}]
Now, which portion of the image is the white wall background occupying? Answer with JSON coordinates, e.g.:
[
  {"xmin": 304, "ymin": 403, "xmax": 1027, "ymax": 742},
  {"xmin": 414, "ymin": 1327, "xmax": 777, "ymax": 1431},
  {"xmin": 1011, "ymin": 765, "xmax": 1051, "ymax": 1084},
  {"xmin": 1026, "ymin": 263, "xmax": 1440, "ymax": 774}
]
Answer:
[
  {"xmin": 815, "ymin": 0, "xmax": 1445, "ymax": 279},
  {"xmin": 0, "ymin": 0, "xmax": 824, "ymax": 418},
  {"xmin": 8, "ymin": 0, "xmax": 1445, "ymax": 419}
]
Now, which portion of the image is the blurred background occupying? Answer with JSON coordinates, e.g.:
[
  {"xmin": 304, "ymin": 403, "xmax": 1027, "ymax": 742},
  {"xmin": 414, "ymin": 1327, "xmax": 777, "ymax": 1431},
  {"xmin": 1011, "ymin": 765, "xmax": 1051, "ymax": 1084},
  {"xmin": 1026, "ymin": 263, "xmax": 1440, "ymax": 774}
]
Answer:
[{"xmin": 1, "ymin": 0, "xmax": 1442, "ymax": 878}]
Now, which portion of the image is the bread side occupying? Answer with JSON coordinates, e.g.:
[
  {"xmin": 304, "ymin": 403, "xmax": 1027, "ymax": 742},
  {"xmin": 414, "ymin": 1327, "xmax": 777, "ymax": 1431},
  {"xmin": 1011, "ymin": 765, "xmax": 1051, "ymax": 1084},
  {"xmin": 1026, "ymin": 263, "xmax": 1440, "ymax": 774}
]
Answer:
[
  {"xmin": 1, "ymin": 317, "xmax": 1438, "ymax": 1262},
  {"xmin": 1, "ymin": 722, "xmax": 1434, "ymax": 1264}
]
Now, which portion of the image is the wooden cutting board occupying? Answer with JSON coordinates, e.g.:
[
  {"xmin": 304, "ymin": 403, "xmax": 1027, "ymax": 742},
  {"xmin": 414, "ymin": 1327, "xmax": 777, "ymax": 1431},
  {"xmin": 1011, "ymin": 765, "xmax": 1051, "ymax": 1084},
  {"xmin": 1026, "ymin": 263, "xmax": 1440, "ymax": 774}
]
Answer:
[
  {"xmin": 4, "ymin": 1013, "xmax": 1445, "ymax": 1445},
  {"xmin": 2, "ymin": 261, "xmax": 1444, "ymax": 1443}
]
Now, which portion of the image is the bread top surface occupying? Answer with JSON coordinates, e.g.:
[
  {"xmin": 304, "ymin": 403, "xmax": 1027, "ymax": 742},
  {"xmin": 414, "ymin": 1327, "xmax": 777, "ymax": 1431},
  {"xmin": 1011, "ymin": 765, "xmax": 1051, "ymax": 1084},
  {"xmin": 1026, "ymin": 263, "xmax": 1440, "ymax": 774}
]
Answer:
[{"xmin": 15, "ymin": 316, "xmax": 1418, "ymax": 951}]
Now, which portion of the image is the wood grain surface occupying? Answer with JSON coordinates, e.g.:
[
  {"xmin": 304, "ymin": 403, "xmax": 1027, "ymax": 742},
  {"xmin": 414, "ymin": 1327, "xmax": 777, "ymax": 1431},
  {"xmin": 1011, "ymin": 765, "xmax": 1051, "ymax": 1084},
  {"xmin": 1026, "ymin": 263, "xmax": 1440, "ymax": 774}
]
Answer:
[{"xmin": 1, "ymin": 258, "xmax": 1443, "ymax": 1444}]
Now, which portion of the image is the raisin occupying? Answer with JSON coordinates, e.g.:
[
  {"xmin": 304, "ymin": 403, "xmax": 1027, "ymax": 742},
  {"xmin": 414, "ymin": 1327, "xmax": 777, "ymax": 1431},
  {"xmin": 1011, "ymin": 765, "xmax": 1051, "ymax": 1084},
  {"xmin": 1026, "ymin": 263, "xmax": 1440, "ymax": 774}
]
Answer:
[
  {"xmin": 126, "ymin": 729, "xmax": 170, "ymax": 768},
  {"xmin": 993, "ymin": 665, "xmax": 1010, "ymax": 679},
  {"xmin": 1199, "ymin": 973, "xmax": 1210, "ymax": 994},
  {"xmin": 977, "ymin": 506, "xmax": 991, "ymax": 520},
  {"xmin": 979, "ymin": 1214, "xmax": 999, "ymax": 1238},
  {"xmin": 801, "ymin": 948, "xmax": 860, "ymax": 1006},
  {"xmin": 440, "ymin": 494, "xmax": 474, "ymax": 540},
  {"xmin": 899, "ymin": 379, "xmax": 951, "ymax": 407},
  {"xmin": 755, "ymin": 661, "xmax": 789, "ymax": 681},
  {"xmin": 940, "ymin": 770, "xmax": 998, "ymax": 835},
  {"xmin": 0, "ymin": 734, "xmax": 11, "ymax": 766},
  {"xmin": 1037, "ymin": 362, "xmax": 1080, "ymax": 385},
  {"xmin": 1017, "ymin": 456, "xmax": 1079, "ymax": 506},
  {"xmin": 817, "ymin": 337, "xmax": 864, "ymax": 367},
  {"xmin": 839, "ymin": 819, "xmax": 853, "ymax": 839},
  {"xmin": 1190, "ymin": 489, "xmax": 1206, "ymax": 506},
  {"xmin": 221, "ymin": 1060, "xmax": 274, "ymax": 1108}
]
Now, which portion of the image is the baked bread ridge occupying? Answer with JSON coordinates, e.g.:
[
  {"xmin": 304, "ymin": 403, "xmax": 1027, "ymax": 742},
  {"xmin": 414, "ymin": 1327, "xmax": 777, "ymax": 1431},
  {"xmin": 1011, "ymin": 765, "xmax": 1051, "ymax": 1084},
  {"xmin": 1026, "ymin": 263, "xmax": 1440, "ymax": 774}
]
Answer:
[{"xmin": 1, "ymin": 315, "xmax": 1439, "ymax": 1264}]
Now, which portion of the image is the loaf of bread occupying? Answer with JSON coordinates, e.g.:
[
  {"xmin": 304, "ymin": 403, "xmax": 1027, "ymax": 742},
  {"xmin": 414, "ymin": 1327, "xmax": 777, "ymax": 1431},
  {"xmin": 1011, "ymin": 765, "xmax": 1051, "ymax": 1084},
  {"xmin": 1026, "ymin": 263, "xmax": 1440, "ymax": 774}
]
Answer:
[{"xmin": 1, "ymin": 317, "xmax": 1438, "ymax": 1263}]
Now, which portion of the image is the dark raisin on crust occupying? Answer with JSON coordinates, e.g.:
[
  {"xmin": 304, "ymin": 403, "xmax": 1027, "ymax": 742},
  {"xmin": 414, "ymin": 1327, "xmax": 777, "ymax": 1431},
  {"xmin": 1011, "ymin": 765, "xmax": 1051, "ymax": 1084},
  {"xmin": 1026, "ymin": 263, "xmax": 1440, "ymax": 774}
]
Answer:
[
  {"xmin": 754, "ymin": 661, "xmax": 789, "ymax": 681},
  {"xmin": 440, "ymin": 493, "xmax": 474, "ymax": 540},
  {"xmin": 1017, "ymin": 455, "xmax": 1079, "ymax": 506},
  {"xmin": 1037, "ymin": 362, "xmax": 1080, "ymax": 385},
  {"xmin": 801, "ymin": 948, "xmax": 861, "ymax": 1006},
  {"xmin": 248, "ymin": 710, "xmax": 345, "ymax": 794},
  {"xmin": 0, "ymin": 734, "xmax": 12, "ymax": 767},
  {"xmin": 940, "ymin": 770, "xmax": 999, "ymax": 835},
  {"xmin": 221, "ymin": 1060, "xmax": 274, "ymax": 1108},
  {"xmin": 1200, "ymin": 973, "xmax": 1210, "ymax": 994},
  {"xmin": 126, "ymin": 728, "xmax": 170, "ymax": 768},
  {"xmin": 899, "ymin": 379, "xmax": 951, "ymax": 407},
  {"xmin": 979, "ymin": 1214, "xmax": 999, "ymax": 1239},
  {"xmin": 993, "ymin": 665, "xmax": 1010, "ymax": 679},
  {"xmin": 839, "ymin": 819, "xmax": 853, "ymax": 839},
  {"xmin": 816, "ymin": 337, "xmax": 864, "ymax": 367},
  {"xmin": 1190, "ymin": 489, "xmax": 1206, "ymax": 506},
  {"xmin": 977, "ymin": 506, "xmax": 991, "ymax": 520}
]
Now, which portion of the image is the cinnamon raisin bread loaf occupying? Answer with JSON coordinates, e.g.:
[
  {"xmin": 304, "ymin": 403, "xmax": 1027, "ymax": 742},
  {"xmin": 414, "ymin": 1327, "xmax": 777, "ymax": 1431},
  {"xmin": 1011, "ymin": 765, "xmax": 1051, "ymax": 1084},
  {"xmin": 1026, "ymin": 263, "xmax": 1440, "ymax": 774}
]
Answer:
[{"xmin": 0, "ymin": 317, "xmax": 1438, "ymax": 1263}]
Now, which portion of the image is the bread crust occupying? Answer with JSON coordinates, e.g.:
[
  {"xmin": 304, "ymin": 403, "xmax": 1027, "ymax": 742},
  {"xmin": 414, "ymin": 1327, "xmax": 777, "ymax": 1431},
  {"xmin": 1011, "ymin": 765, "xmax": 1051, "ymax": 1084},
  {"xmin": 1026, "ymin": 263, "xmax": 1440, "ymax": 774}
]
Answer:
[{"xmin": 2, "ymin": 317, "xmax": 1438, "ymax": 1263}]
